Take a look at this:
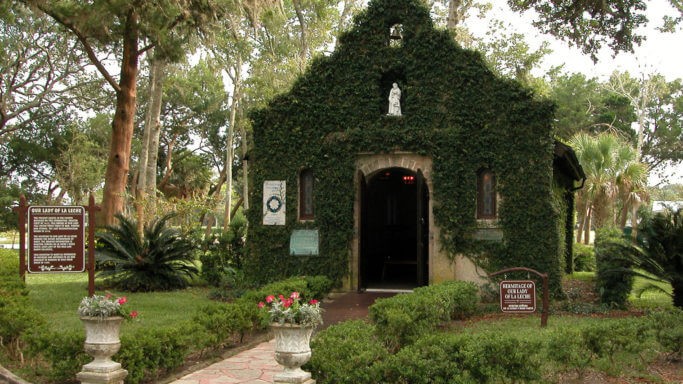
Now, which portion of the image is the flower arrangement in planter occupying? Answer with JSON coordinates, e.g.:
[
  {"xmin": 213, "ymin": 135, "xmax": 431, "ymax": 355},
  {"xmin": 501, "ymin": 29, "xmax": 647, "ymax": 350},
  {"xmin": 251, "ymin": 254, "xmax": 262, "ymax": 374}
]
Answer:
[
  {"xmin": 259, "ymin": 292, "xmax": 323, "ymax": 383},
  {"xmin": 78, "ymin": 293, "xmax": 139, "ymax": 320},
  {"xmin": 259, "ymin": 291, "xmax": 323, "ymax": 327}
]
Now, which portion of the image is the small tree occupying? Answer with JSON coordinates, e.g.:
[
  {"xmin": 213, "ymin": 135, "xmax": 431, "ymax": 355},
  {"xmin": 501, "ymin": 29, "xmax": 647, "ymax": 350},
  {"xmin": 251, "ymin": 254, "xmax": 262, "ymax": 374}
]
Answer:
[
  {"xmin": 625, "ymin": 208, "xmax": 683, "ymax": 309},
  {"xmin": 96, "ymin": 213, "xmax": 199, "ymax": 292}
]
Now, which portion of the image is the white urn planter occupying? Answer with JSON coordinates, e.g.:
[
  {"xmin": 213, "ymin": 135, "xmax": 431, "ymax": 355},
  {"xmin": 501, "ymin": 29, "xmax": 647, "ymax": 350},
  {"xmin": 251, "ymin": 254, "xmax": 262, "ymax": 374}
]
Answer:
[
  {"xmin": 76, "ymin": 316, "xmax": 128, "ymax": 384},
  {"xmin": 271, "ymin": 323, "xmax": 316, "ymax": 384}
]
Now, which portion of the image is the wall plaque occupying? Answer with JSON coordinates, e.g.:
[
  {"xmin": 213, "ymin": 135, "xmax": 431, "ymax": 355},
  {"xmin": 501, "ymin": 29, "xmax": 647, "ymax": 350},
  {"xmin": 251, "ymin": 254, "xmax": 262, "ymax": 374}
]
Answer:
[
  {"xmin": 263, "ymin": 180, "xmax": 286, "ymax": 225},
  {"xmin": 290, "ymin": 230, "xmax": 319, "ymax": 255}
]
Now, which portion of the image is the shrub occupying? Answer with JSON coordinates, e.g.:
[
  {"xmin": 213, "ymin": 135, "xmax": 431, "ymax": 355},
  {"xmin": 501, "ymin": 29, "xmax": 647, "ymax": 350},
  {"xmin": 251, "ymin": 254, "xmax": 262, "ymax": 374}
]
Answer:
[
  {"xmin": 380, "ymin": 333, "xmax": 471, "ymax": 384},
  {"xmin": 573, "ymin": 243, "xmax": 596, "ymax": 272},
  {"xmin": 306, "ymin": 320, "xmax": 387, "ymax": 384},
  {"xmin": 595, "ymin": 227, "xmax": 634, "ymax": 308},
  {"xmin": 193, "ymin": 302, "xmax": 253, "ymax": 349},
  {"xmin": 373, "ymin": 331, "xmax": 541, "ymax": 383},
  {"xmin": 198, "ymin": 219, "xmax": 246, "ymax": 287},
  {"xmin": 647, "ymin": 309, "xmax": 683, "ymax": 360},
  {"xmin": 369, "ymin": 281, "xmax": 478, "ymax": 349},
  {"xmin": 24, "ymin": 328, "xmax": 88, "ymax": 383},
  {"xmin": 626, "ymin": 208, "xmax": 683, "ymax": 309},
  {"xmin": 96, "ymin": 213, "xmax": 199, "ymax": 292},
  {"xmin": 118, "ymin": 325, "xmax": 195, "ymax": 384}
]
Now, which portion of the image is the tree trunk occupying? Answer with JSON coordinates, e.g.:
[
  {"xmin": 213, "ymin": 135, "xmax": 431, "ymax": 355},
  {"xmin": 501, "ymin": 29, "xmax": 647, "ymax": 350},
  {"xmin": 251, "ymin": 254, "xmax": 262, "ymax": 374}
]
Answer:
[
  {"xmin": 223, "ymin": 62, "xmax": 241, "ymax": 230},
  {"xmin": 135, "ymin": 53, "xmax": 166, "ymax": 233},
  {"xmin": 240, "ymin": 124, "xmax": 249, "ymax": 211},
  {"xmin": 583, "ymin": 206, "xmax": 592, "ymax": 244},
  {"xmin": 672, "ymin": 278, "xmax": 683, "ymax": 309},
  {"xmin": 101, "ymin": 9, "xmax": 139, "ymax": 226}
]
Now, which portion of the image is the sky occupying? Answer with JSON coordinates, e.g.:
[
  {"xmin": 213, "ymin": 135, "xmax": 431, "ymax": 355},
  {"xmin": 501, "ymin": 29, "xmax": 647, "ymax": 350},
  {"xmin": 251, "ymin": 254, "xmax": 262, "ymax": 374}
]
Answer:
[{"xmin": 462, "ymin": 0, "xmax": 683, "ymax": 186}]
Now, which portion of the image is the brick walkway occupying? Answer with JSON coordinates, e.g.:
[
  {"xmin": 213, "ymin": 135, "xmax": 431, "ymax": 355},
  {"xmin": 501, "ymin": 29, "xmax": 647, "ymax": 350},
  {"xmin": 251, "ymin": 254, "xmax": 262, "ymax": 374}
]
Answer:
[{"xmin": 168, "ymin": 291, "xmax": 397, "ymax": 384}]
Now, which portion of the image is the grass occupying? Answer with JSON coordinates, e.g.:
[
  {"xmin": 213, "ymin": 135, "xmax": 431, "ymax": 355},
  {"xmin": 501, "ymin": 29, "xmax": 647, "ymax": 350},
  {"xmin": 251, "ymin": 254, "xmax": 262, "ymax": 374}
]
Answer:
[{"xmin": 0, "ymin": 248, "xmax": 215, "ymax": 332}]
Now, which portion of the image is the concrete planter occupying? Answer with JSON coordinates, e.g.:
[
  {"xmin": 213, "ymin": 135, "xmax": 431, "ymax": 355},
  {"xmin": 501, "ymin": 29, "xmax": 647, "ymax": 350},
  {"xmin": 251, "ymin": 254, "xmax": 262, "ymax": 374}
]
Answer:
[
  {"xmin": 271, "ymin": 323, "xmax": 316, "ymax": 384},
  {"xmin": 77, "ymin": 316, "xmax": 127, "ymax": 384}
]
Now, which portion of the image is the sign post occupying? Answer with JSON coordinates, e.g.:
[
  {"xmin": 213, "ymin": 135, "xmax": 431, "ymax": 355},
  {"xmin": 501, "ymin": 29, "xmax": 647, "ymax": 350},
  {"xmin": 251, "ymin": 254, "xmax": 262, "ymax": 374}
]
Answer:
[
  {"xmin": 499, "ymin": 280, "xmax": 536, "ymax": 313},
  {"xmin": 28, "ymin": 205, "xmax": 86, "ymax": 273},
  {"xmin": 14, "ymin": 194, "xmax": 100, "ymax": 296},
  {"xmin": 488, "ymin": 267, "xmax": 549, "ymax": 327}
]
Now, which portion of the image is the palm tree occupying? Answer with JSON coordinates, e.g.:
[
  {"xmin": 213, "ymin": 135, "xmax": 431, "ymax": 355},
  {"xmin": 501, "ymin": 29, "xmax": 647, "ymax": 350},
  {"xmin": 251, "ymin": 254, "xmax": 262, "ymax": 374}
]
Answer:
[
  {"xmin": 96, "ymin": 213, "xmax": 199, "ymax": 291},
  {"xmin": 570, "ymin": 132, "xmax": 648, "ymax": 243},
  {"xmin": 623, "ymin": 208, "xmax": 683, "ymax": 309}
]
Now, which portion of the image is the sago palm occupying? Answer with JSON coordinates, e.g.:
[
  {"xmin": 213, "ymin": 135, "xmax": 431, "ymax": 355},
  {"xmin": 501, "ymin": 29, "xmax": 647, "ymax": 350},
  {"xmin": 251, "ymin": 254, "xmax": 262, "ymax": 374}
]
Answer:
[
  {"xmin": 623, "ymin": 208, "xmax": 683, "ymax": 309},
  {"xmin": 96, "ymin": 213, "xmax": 199, "ymax": 291}
]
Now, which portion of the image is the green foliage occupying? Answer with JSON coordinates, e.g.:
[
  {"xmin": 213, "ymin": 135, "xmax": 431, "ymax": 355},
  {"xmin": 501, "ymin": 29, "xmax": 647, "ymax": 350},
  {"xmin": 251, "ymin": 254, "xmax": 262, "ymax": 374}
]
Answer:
[
  {"xmin": 198, "ymin": 221, "xmax": 246, "ymax": 287},
  {"xmin": 96, "ymin": 213, "xmax": 199, "ymax": 291},
  {"xmin": 646, "ymin": 309, "xmax": 683, "ymax": 359},
  {"xmin": 595, "ymin": 227, "xmax": 634, "ymax": 308},
  {"xmin": 247, "ymin": 0, "xmax": 563, "ymax": 292},
  {"xmin": 306, "ymin": 320, "xmax": 388, "ymax": 384},
  {"xmin": 24, "ymin": 328, "xmax": 88, "ymax": 383},
  {"xmin": 0, "ymin": 250, "xmax": 45, "ymax": 345},
  {"xmin": 118, "ymin": 325, "xmax": 194, "ymax": 384},
  {"xmin": 628, "ymin": 208, "xmax": 683, "ymax": 308},
  {"xmin": 369, "ymin": 281, "xmax": 478, "ymax": 349},
  {"xmin": 193, "ymin": 302, "xmax": 254, "ymax": 350},
  {"xmin": 573, "ymin": 243, "xmax": 596, "ymax": 272}
]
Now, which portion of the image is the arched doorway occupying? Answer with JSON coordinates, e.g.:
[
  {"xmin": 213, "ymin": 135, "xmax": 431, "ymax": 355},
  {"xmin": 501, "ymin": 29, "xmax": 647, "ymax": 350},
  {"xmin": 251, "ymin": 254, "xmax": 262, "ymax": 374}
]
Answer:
[{"xmin": 360, "ymin": 167, "xmax": 429, "ymax": 290}]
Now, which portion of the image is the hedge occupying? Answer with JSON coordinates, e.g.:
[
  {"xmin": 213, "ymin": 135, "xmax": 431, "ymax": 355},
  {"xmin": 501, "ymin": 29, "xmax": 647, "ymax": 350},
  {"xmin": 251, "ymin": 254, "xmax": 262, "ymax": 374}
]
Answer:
[
  {"xmin": 309, "ymin": 309, "xmax": 683, "ymax": 383},
  {"xmin": 1, "ymin": 274, "xmax": 333, "ymax": 384},
  {"xmin": 369, "ymin": 280, "xmax": 478, "ymax": 349}
]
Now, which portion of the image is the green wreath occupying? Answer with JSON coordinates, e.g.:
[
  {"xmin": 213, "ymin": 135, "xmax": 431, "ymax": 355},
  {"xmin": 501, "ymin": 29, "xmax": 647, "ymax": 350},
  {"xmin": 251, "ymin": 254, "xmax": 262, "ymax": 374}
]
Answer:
[{"xmin": 266, "ymin": 195, "xmax": 283, "ymax": 213}]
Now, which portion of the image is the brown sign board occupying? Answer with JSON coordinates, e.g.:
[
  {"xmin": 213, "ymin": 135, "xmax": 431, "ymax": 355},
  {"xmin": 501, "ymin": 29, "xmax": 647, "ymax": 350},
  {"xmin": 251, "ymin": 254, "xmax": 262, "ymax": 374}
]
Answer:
[
  {"xmin": 500, "ymin": 280, "xmax": 536, "ymax": 313},
  {"xmin": 28, "ymin": 206, "xmax": 85, "ymax": 273}
]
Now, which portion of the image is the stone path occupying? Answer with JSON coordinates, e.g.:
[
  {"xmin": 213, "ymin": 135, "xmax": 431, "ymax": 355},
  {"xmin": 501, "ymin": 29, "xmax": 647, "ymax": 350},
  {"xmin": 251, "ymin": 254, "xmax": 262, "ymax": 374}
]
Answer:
[
  {"xmin": 169, "ymin": 340, "xmax": 281, "ymax": 384},
  {"xmin": 167, "ymin": 291, "xmax": 397, "ymax": 384}
]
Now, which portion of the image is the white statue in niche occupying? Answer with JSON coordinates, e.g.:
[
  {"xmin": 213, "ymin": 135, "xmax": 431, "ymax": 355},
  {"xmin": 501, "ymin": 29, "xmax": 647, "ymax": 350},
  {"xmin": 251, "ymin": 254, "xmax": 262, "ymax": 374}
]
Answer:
[{"xmin": 387, "ymin": 83, "xmax": 402, "ymax": 116}]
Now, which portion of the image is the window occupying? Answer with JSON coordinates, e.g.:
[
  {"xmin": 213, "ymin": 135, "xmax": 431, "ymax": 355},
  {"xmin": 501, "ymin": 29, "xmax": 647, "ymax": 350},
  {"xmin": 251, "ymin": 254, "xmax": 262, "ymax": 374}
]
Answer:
[
  {"xmin": 477, "ymin": 169, "xmax": 497, "ymax": 219},
  {"xmin": 389, "ymin": 24, "xmax": 403, "ymax": 47},
  {"xmin": 299, "ymin": 169, "xmax": 315, "ymax": 220}
]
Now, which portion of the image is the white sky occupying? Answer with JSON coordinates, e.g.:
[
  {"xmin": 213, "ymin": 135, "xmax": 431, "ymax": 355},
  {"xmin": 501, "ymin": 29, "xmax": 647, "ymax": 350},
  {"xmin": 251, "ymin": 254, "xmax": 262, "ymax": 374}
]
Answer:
[{"xmin": 461, "ymin": 0, "xmax": 683, "ymax": 186}]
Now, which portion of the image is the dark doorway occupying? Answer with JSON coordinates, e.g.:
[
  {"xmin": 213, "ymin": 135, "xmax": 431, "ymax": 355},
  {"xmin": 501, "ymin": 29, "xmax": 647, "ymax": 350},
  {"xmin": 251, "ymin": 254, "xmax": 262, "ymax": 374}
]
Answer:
[{"xmin": 360, "ymin": 168, "xmax": 429, "ymax": 290}]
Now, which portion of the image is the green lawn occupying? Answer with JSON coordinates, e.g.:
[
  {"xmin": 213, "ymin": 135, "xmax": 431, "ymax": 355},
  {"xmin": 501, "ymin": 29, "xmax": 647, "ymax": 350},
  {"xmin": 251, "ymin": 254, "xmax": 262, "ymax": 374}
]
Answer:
[{"xmin": 25, "ymin": 272, "xmax": 215, "ymax": 332}]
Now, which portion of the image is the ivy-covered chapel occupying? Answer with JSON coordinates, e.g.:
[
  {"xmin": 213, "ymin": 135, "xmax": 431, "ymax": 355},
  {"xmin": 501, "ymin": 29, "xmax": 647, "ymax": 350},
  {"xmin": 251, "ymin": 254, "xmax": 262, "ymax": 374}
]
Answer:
[{"xmin": 246, "ymin": 0, "xmax": 584, "ymax": 294}]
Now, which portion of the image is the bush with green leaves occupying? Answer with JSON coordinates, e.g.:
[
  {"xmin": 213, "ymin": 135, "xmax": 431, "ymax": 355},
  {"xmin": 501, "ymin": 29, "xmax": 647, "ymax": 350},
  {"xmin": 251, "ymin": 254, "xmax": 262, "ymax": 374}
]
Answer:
[
  {"xmin": 624, "ymin": 208, "xmax": 683, "ymax": 308},
  {"xmin": 573, "ymin": 243, "xmax": 596, "ymax": 272},
  {"xmin": 96, "ymin": 213, "xmax": 199, "ymax": 291},
  {"xmin": 595, "ymin": 227, "xmax": 634, "ymax": 308},
  {"xmin": 647, "ymin": 309, "xmax": 683, "ymax": 360},
  {"xmin": 306, "ymin": 320, "xmax": 388, "ymax": 384},
  {"xmin": 198, "ymin": 217, "xmax": 247, "ymax": 287},
  {"xmin": 369, "ymin": 281, "xmax": 478, "ymax": 349},
  {"xmin": 0, "ymin": 250, "xmax": 45, "ymax": 346}
]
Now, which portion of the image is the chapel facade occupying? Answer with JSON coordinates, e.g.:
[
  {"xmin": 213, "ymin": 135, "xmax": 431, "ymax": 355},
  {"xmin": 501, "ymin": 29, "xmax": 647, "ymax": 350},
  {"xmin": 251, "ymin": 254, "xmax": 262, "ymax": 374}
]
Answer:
[{"xmin": 246, "ymin": 0, "xmax": 584, "ymax": 293}]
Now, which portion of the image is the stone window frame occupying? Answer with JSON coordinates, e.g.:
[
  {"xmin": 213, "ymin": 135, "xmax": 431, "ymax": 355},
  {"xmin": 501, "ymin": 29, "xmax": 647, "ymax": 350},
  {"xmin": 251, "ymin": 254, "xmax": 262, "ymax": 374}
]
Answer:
[
  {"xmin": 476, "ymin": 168, "xmax": 497, "ymax": 220},
  {"xmin": 299, "ymin": 168, "xmax": 315, "ymax": 221}
]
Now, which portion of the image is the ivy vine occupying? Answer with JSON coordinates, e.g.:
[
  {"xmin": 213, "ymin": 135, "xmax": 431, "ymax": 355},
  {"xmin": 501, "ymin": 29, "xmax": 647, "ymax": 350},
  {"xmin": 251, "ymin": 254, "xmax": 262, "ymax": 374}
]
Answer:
[{"xmin": 246, "ymin": 0, "xmax": 565, "ymax": 294}]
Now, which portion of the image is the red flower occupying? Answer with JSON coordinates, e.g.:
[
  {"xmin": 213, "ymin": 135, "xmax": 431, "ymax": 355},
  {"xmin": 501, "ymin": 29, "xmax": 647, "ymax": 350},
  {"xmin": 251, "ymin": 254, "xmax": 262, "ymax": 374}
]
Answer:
[
  {"xmin": 283, "ymin": 298, "xmax": 293, "ymax": 308},
  {"xmin": 117, "ymin": 297, "xmax": 127, "ymax": 305},
  {"xmin": 266, "ymin": 295, "xmax": 275, "ymax": 303},
  {"xmin": 279, "ymin": 294, "xmax": 285, "ymax": 301},
  {"xmin": 309, "ymin": 299, "xmax": 318, "ymax": 305},
  {"xmin": 258, "ymin": 302, "xmax": 265, "ymax": 309},
  {"xmin": 129, "ymin": 310, "xmax": 138, "ymax": 318},
  {"xmin": 290, "ymin": 291, "xmax": 300, "ymax": 299}
]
